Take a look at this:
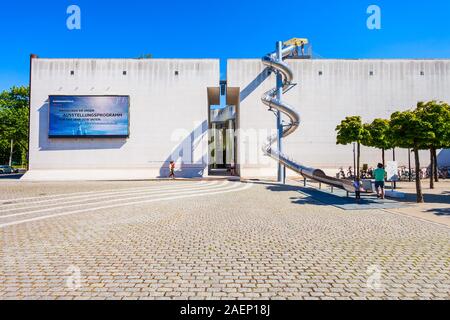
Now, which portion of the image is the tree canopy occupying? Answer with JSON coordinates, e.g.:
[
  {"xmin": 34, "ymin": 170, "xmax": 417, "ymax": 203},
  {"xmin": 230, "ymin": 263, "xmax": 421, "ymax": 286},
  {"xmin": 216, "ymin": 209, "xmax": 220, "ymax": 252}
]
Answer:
[
  {"xmin": 0, "ymin": 86, "xmax": 29, "ymax": 166},
  {"xmin": 389, "ymin": 110, "xmax": 434, "ymax": 150},
  {"xmin": 333, "ymin": 100, "xmax": 450, "ymax": 202},
  {"xmin": 335, "ymin": 116, "xmax": 366, "ymax": 145},
  {"xmin": 335, "ymin": 116, "xmax": 367, "ymax": 179},
  {"xmin": 362, "ymin": 118, "xmax": 394, "ymax": 151},
  {"xmin": 416, "ymin": 101, "xmax": 450, "ymax": 150},
  {"xmin": 389, "ymin": 108, "xmax": 437, "ymax": 203}
]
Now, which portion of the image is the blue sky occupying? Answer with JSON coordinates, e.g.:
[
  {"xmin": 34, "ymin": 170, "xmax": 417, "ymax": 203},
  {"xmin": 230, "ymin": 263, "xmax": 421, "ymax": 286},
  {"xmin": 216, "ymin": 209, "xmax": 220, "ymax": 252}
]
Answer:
[{"xmin": 0, "ymin": 0, "xmax": 449, "ymax": 91}]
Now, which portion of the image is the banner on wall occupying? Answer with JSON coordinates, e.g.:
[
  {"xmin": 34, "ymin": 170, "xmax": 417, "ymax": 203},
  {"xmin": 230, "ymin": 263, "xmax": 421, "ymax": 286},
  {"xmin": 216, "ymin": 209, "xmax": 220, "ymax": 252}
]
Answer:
[{"xmin": 48, "ymin": 95, "xmax": 130, "ymax": 138}]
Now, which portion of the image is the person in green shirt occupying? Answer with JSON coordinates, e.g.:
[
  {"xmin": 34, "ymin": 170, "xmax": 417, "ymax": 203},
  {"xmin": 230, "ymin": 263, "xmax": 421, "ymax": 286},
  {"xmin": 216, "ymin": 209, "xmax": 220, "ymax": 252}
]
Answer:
[{"xmin": 373, "ymin": 163, "xmax": 386, "ymax": 199}]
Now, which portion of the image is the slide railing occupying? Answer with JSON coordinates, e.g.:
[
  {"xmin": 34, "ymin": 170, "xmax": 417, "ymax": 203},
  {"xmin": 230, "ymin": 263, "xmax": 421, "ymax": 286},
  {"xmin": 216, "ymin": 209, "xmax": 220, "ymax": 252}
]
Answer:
[{"xmin": 261, "ymin": 44, "xmax": 355, "ymax": 193}]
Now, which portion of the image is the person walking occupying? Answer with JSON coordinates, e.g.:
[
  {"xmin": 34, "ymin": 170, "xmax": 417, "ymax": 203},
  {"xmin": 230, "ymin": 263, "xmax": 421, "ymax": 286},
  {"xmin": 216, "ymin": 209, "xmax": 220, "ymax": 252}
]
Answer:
[
  {"xmin": 169, "ymin": 161, "xmax": 176, "ymax": 179},
  {"xmin": 374, "ymin": 163, "xmax": 386, "ymax": 199}
]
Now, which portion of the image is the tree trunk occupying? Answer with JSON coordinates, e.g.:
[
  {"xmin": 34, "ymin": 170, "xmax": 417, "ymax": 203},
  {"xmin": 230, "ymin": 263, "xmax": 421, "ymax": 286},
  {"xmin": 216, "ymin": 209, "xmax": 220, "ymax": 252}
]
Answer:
[
  {"xmin": 382, "ymin": 148, "xmax": 385, "ymax": 168},
  {"xmin": 429, "ymin": 149, "xmax": 434, "ymax": 189},
  {"xmin": 414, "ymin": 146, "xmax": 424, "ymax": 203},
  {"xmin": 357, "ymin": 142, "xmax": 361, "ymax": 180},
  {"xmin": 432, "ymin": 148, "xmax": 439, "ymax": 182}
]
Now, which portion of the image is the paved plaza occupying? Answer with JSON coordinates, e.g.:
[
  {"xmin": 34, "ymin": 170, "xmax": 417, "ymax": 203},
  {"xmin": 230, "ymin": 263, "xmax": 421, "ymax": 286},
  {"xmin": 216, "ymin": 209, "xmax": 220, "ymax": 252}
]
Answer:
[{"xmin": 0, "ymin": 179, "xmax": 449, "ymax": 300}]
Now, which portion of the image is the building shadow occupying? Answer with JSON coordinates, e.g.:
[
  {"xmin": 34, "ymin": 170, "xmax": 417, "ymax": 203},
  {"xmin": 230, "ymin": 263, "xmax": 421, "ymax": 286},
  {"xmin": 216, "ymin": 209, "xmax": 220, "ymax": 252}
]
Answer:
[
  {"xmin": 240, "ymin": 68, "xmax": 271, "ymax": 103},
  {"xmin": 158, "ymin": 121, "xmax": 208, "ymax": 178},
  {"xmin": 38, "ymin": 103, "xmax": 127, "ymax": 151}
]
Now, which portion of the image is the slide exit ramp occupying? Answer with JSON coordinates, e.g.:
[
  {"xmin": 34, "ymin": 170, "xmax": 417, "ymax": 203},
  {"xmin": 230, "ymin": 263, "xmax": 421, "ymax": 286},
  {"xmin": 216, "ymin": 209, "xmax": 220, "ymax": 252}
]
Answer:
[{"xmin": 260, "ymin": 41, "xmax": 355, "ymax": 193}]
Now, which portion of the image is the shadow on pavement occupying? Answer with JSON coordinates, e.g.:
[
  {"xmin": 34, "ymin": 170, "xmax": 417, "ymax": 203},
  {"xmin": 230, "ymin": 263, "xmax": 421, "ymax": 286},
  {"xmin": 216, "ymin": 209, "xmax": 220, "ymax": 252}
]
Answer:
[
  {"xmin": 289, "ymin": 195, "xmax": 330, "ymax": 206},
  {"xmin": 0, "ymin": 174, "xmax": 24, "ymax": 180},
  {"xmin": 249, "ymin": 180, "xmax": 408, "ymax": 210},
  {"xmin": 402, "ymin": 191, "xmax": 450, "ymax": 205},
  {"xmin": 425, "ymin": 208, "xmax": 450, "ymax": 216},
  {"xmin": 294, "ymin": 187, "xmax": 407, "ymax": 210}
]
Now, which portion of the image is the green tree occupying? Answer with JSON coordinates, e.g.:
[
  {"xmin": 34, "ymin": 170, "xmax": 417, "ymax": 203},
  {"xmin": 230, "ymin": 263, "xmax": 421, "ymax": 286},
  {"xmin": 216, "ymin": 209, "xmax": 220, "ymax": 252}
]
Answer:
[
  {"xmin": 390, "ymin": 109, "xmax": 435, "ymax": 203},
  {"xmin": 416, "ymin": 101, "xmax": 450, "ymax": 188},
  {"xmin": 336, "ymin": 116, "xmax": 367, "ymax": 179},
  {"xmin": 137, "ymin": 53, "xmax": 153, "ymax": 59},
  {"xmin": 362, "ymin": 118, "xmax": 394, "ymax": 168},
  {"xmin": 0, "ymin": 86, "xmax": 30, "ymax": 167}
]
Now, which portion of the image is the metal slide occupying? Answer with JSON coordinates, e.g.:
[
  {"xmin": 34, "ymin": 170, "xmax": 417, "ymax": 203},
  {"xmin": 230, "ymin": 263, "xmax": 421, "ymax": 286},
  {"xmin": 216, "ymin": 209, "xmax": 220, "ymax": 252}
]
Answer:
[{"xmin": 261, "ymin": 40, "xmax": 355, "ymax": 193}]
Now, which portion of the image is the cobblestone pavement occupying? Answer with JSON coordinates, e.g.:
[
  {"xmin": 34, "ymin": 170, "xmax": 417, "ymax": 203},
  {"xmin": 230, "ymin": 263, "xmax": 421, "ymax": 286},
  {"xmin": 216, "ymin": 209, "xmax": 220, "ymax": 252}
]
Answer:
[{"xmin": 1, "ymin": 179, "xmax": 449, "ymax": 300}]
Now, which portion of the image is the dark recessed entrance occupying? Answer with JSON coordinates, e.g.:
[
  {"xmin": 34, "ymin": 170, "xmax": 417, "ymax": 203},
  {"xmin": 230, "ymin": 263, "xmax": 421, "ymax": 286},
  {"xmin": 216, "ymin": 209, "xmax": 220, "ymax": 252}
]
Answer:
[{"xmin": 207, "ymin": 83, "xmax": 240, "ymax": 177}]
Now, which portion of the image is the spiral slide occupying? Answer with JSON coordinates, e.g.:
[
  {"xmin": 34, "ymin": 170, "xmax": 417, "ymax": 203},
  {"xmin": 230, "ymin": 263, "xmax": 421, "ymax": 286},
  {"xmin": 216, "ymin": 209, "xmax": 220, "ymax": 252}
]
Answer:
[{"xmin": 260, "ymin": 40, "xmax": 355, "ymax": 193}]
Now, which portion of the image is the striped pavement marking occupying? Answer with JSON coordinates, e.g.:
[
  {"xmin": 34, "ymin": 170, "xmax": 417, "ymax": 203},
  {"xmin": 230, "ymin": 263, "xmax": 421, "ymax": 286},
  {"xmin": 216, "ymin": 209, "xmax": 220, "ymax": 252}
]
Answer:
[
  {"xmin": 0, "ymin": 181, "xmax": 252, "ymax": 228},
  {"xmin": 0, "ymin": 181, "xmax": 216, "ymax": 216},
  {"xmin": 0, "ymin": 180, "xmax": 208, "ymax": 206}
]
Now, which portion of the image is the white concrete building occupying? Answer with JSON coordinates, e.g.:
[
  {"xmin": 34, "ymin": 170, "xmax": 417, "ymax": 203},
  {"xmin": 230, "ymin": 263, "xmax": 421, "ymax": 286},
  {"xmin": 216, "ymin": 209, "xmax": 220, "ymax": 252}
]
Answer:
[
  {"xmin": 228, "ymin": 59, "xmax": 450, "ymax": 178},
  {"xmin": 25, "ymin": 58, "xmax": 219, "ymax": 180},
  {"xmin": 24, "ymin": 56, "xmax": 450, "ymax": 181}
]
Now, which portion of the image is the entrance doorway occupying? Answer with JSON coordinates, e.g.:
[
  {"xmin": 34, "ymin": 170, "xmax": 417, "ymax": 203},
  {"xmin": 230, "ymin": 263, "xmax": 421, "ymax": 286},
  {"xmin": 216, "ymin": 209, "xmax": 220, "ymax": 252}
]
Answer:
[
  {"xmin": 210, "ymin": 108, "xmax": 236, "ymax": 175},
  {"xmin": 207, "ymin": 83, "xmax": 239, "ymax": 177}
]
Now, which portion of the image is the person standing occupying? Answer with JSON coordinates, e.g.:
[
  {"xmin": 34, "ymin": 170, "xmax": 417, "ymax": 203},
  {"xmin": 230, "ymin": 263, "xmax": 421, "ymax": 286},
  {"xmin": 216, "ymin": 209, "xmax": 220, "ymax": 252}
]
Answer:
[
  {"xmin": 353, "ymin": 178, "xmax": 364, "ymax": 201},
  {"xmin": 169, "ymin": 161, "xmax": 176, "ymax": 179},
  {"xmin": 374, "ymin": 163, "xmax": 386, "ymax": 199}
]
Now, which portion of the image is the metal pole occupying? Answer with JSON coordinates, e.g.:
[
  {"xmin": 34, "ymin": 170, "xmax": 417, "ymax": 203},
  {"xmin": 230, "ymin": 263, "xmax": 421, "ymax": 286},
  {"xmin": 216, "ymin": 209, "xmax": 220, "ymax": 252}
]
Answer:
[
  {"xmin": 212, "ymin": 123, "xmax": 217, "ymax": 169},
  {"xmin": 276, "ymin": 41, "xmax": 285, "ymax": 184},
  {"xmin": 408, "ymin": 148, "xmax": 412, "ymax": 182},
  {"xmin": 353, "ymin": 143, "xmax": 356, "ymax": 179},
  {"xmin": 393, "ymin": 148, "xmax": 397, "ymax": 189},
  {"xmin": 9, "ymin": 139, "xmax": 14, "ymax": 167}
]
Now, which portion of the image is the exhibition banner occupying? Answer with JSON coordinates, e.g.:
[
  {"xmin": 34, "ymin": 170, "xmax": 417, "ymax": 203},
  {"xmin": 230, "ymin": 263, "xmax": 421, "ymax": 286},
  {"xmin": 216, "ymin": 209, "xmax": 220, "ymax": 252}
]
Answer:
[{"xmin": 48, "ymin": 96, "xmax": 129, "ymax": 137}]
